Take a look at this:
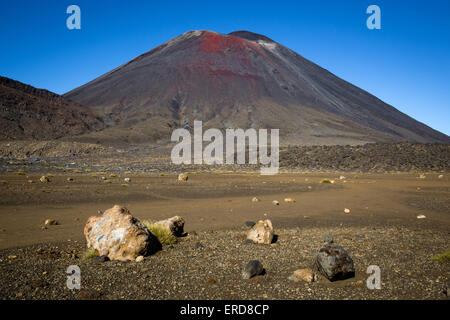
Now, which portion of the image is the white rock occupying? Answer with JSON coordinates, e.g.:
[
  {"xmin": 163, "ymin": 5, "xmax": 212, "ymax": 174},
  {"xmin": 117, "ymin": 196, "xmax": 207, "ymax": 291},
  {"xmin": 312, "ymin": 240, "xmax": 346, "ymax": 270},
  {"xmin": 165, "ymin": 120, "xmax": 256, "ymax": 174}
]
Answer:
[
  {"xmin": 344, "ymin": 208, "xmax": 351, "ymax": 214},
  {"xmin": 135, "ymin": 255, "xmax": 144, "ymax": 262},
  {"xmin": 247, "ymin": 220, "xmax": 274, "ymax": 244},
  {"xmin": 124, "ymin": 177, "xmax": 131, "ymax": 183},
  {"xmin": 252, "ymin": 197, "xmax": 260, "ymax": 202},
  {"xmin": 272, "ymin": 200, "xmax": 279, "ymax": 206},
  {"xmin": 417, "ymin": 215, "xmax": 426, "ymax": 219},
  {"xmin": 438, "ymin": 175, "xmax": 444, "ymax": 179}
]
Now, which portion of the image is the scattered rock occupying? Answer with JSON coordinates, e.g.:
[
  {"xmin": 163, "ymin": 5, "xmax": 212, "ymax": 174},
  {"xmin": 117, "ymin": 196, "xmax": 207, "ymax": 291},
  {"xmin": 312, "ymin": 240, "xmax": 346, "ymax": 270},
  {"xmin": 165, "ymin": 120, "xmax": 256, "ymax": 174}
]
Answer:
[
  {"xmin": 194, "ymin": 241, "xmax": 203, "ymax": 249},
  {"xmin": 284, "ymin": 198, "xmax": 296, "ymax": 203},
  {"xmin": 325, "ymin": 235, "xmax": 334, "ymax": 244},
  {"xmin": 84, "ymin": 205, "xmax": 159, "ymax": 261},
  {"xmin": 417, "ymin": 215, "xmax": 426, "ymax": 219},
  {"xmin": 92, "ymin": 255, "xmax": 109, "ymax": 263},
  {"xmin": 152, "ymin": 216, "xmax": 185, "ymax": 237},
  {"xmin": 315, "ymin": 241, "xmax": 355, "ymax": 281},
  {"xmin": 272, "ymin": 200, "xmax": 279, "ymax": 205},
  {"xmin": 344, "ymin": 208, "xmax": 350, "ymax": 214},
  {"xmin": 44, "ymin": 219, "xmax": 58, "ymax": 226},
  {"xmin": 288, "ymin": 274, "xmax": 300, "ymax": 282},
  {"xmin": 242, "ymin": 260, "xmax": 264, "ymax": 279},
  {"xmin": 244, "ymin": 221, "xmax": 256, "ymax": 228},
  {"xmin": 178, "ymin": 173, "xmax": 188, "ymax": 181},
  {"xmin": 293, "ymin": 268, "xmax": 317, "ymax": 283},
  {"xmin": 246, "ymin": 219, "xmax": 274, "ymax": 244},
  {"xmin": 40, "ymin": 176, "xmax": 50, "ymax": 183},
  {"xmin": 135, "ymin": 255, "xmax": 144, "ymax": 262}
]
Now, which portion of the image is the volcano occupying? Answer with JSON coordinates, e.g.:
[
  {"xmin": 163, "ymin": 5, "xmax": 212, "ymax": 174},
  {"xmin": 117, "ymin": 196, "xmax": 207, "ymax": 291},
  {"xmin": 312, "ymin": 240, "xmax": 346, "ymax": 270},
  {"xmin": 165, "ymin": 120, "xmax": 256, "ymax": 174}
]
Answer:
[{"xmin": 64, "ymin": 30, "xmax": 449, "ymax": 145}]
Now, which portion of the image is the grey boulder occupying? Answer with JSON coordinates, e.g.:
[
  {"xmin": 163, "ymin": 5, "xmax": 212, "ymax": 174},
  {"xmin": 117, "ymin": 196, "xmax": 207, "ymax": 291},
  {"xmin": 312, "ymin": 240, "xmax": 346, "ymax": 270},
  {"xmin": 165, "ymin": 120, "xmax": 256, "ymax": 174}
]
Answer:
[{"xmin": 315, "ymin": 242, "xmax": 354, "ymax": 281}]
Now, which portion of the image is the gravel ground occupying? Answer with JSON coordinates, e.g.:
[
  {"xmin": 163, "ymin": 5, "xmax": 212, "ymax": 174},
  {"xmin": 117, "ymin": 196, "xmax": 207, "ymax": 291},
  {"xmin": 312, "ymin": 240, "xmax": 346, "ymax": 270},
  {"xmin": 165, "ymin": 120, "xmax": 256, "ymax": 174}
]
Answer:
[{"xmin": 1, "ymin": 225, "xmax": 448, "ymax": 300}]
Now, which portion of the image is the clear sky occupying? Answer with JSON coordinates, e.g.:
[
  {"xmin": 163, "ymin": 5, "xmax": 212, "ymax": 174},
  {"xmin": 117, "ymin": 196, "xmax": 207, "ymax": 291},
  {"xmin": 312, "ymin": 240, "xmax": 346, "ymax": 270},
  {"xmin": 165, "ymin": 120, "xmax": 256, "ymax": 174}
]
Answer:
[{"xmin": 0, "ymin": 0, "xmax": 449, "ymax": 135}]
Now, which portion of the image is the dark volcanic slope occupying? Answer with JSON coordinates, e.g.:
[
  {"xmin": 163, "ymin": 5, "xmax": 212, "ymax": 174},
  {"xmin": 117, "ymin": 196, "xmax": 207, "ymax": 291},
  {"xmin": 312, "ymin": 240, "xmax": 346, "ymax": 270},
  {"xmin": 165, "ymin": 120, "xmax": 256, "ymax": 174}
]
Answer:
[
  {"xmin": 0, "ymin": 77, "xmax": 104, "ymax": 140},
  {"xmin": 65, "ymin": 30, "xmax": 449, "ymax": 145}
]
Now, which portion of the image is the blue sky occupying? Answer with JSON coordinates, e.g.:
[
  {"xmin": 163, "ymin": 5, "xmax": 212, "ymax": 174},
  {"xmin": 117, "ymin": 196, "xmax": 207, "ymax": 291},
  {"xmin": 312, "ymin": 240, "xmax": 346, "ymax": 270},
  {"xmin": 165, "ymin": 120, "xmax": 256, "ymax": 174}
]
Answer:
[{"xmin": 0, "ymin": 0, "xmax": 449, "ymax": 135}]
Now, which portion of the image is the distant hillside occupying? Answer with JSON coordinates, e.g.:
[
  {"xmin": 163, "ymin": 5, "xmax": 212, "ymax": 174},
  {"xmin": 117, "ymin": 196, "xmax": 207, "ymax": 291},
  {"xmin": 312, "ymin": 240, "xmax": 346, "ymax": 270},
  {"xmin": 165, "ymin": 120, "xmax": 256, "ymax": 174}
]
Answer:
[{"xmin": 0, "ymin": 76, "xmax": 104, "ymax": 140}]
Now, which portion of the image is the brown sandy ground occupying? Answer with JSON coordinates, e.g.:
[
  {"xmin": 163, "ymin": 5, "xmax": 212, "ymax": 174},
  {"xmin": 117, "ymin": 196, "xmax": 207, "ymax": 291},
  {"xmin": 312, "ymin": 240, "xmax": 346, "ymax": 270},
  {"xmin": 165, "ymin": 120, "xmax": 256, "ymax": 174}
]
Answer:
[{"xmin": 0, "ymin": 172, "xmax": 448, "ymax": 299}]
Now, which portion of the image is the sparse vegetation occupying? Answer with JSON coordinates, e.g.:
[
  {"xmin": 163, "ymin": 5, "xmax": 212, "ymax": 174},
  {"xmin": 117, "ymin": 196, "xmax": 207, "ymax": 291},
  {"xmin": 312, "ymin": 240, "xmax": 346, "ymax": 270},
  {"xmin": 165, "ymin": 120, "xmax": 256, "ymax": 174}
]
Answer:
[
  {"xmin": 110, "ymin": 174, "xmax": 117, "ymax": 178},
  {"xmin": 81, "ymin": 247, "xmax": 99, "ymax": 260},
  {"xmin": 321, "ymin": 178, "xmax": 331, "ymax": 184},
  {"xmin": 15, "ymin": 170, "xmax": 25, "ymax": 175},
  {"xmin": 432, "ymin": 251, "xmax": 450, "ymax": 263},
  {"xmin": 121, "ymin": 184, "xmax": 129, "ymax": 187},
  {"xmin": 143, "ymin": 221, "xmax": 176, "ymax": 245}
]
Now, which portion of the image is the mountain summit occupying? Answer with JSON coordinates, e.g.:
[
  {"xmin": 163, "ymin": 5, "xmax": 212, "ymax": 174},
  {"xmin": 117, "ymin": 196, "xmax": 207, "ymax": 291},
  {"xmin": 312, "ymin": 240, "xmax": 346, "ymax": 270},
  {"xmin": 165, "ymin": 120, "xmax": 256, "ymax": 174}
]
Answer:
[{"xmin": 64, "ymin": 30, "xmax": 449, "ymax": 145}]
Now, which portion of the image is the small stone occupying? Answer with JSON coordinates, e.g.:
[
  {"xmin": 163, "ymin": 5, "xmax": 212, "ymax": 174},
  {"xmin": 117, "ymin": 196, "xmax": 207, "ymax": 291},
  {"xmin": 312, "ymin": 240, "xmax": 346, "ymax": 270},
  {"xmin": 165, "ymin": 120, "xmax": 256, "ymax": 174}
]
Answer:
[
  {"xmin": 293, "ymin": 269, "xmax": 317, "ymax": 282},
  {"xmin": 325, "ymin": 235, "xmax": 334, "ymax": 244},
  {"xmin": 44, "ymin": 219, "xmax": 58, "ymax": 226},
  {"xmin": 419, "ymin": 174, "xmax": 426, "ymax": 179},
  {"xmin": 438, "ymin": 174, "xmax": 444, "ymax": 179},
  {"xmin": 284, "ymin": 198, "xmax": 296, "ymax": 203},
  {"xmin": 40, "ymin": 176, "xmax": 50, "ymax": 183},
  {"xmin": 344, "ymin": 208, "xmax": 350, "ymax": 214},
  {"xmin": 92, "ymin": 255, "xmax": 109, "ymax": 263},
  {"xmin": 244, "ymin": 221, "xmax": 256, "ymax": 228},
  {"xmin": 135, "ymin": 255, "xmax": 144, "ymax": 262},
  {"xmin": 124, "ymin": 177, "xmax": 131, "ymax": 183},
  {"xmin": 417, "ymin": 215, "xmax": 426, "ymax": 219},
  {"xmin": 252, "ymin": 197, "xmax": 260, "ymax": 202},
  {"xmin": 272, "ymin": 200, "xmax": 279, "ymax": 205},
  {"xmin": 152, "ymin": 216, "xmax": 185, "ymax": 236},
  {"xmin": 246, "ymin": 220, "xmax": 274, "ymax": 244},
  {"xmin": 194, "ymin": 241, "xmax": 203, "ymax": 249},
  {"xmin": 8, "ymin": 255, "xmax": 17, "ymax": 259},
  {"xmin": 339, "ymin": 175, "xmax": 346, "ymax": 180},
  {"xmin": 288, "ymin": 275, "xmax": 300, "ymax": 282},
  {"xmin": 66, "ymin": 177, "xmax": 74, "ymax": 182},
  {"xmin": 242, "ymin": 260, "xmax": 264, "ymax": 279},
  {"xmin": 178, "ymin": 173, "xmax": 188, "ymax": 181}
]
